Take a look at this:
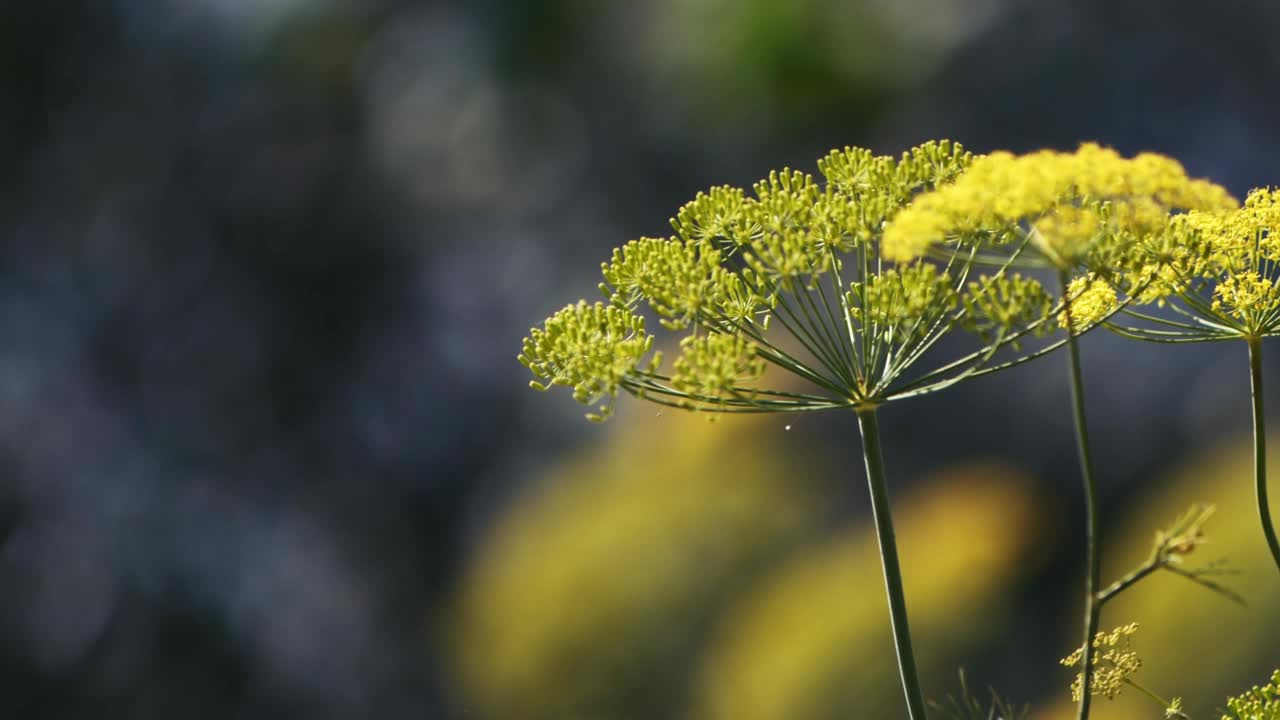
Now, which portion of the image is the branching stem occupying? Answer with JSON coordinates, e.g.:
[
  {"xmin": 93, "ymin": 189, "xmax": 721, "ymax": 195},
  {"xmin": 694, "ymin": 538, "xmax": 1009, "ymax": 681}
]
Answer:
[{"xmin": 1094, "ymin": 559, "xmax": 1158, "ymax": 606}]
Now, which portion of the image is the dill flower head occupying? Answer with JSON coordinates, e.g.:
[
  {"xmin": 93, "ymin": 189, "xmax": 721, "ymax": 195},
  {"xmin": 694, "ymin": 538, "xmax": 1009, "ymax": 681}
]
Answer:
[
  {"xmin": 1114, "ymin": 187, "xmax": 1280, "ymax": 340},
  {"xmin": 1060, "ymin": 623, "xmax": 1143, "ymax": 701},
  {"xmin": 1222, "ymin": 669, "xmax": 1280, "ymax": 720},
  {"xmin": 1213, "ymin": 270, "xmax": 1280, "ymax": 319},
  {"xmin": 882, "ymin": 143, "xmax": 1235, "ymax": 268},
  {"xmin": 1182, "ymin": 187, "xmax": 1280, "ymax": 272},
  {"xmin": 524, "ymin": 140, "xmax": 1016, "ymax": 420},
  {"xmin": 521, "ymin": 140, "xmax": 1230, "ymax": 420}
]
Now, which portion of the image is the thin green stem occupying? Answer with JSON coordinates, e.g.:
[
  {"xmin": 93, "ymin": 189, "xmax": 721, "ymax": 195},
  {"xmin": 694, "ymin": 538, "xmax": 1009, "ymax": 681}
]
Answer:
[
  {"xmin": 1103, "ymin": 325, "xmax": 1236, "ymax": 344},
  {"xmin": 1161, "ymin": 563, "xmax": 1248, "ymax": 606},
  {"xmin": 812, "ymin": 267, "xmax": 857, "ymax": 380},
  {"xmin": 857, "ymin": 408, "xmax": 929, "ymax": 720},
  {"xmin": 1117, "ymin": 307, "xmax": 1219, "ymax": 332},
  {"xmin": 829, "ymin": 250, "xmax": 865, "ymax": 382},
  {"xmin": 1122, "ymin": 679, "xmax": 1187, "ymax": 718},
  {"xmin": 884, "ymin": 328, "xmax": 1008, "ymax": 401},
  {"xmin": 772, "ymin": 290, "xmax": 855, "ymax": 389},
  {"xmin": 1247, "ymin": 337, "xmax": 1280, "ymax": 575},
  {"xmin": 1094, "ymin": 545, "xmax": 1247, "ymax": 608},
  {"xmin": 878, "ymin": 241, "xmax": 975, "ymax": 385},
  {"xmin": 797, "ymin": 279, "xmax": 857, "ymax": 386},
  {"xmin": 1062, "ymin": 271, "xmax": 1101, "ymax": 720},
  {"xmin": 1095, "ymin": 556, "xmax": 1158, "ymax": 606}
]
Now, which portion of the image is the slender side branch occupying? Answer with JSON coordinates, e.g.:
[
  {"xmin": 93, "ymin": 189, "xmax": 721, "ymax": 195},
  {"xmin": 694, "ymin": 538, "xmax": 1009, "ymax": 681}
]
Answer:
[
  {"xmin": 1095, "ymin": 503, "xmax": 1245, "ymax": 607},
  {"xmin": 1095, "ymin": 560, "xmax": 1159, "ymax": 606},
  {"xmin": 857, "ymin": 408, "xmax": 929, "ymax": 720},
  {"xmin": 1162, "ymin": 563, "xmax": 1247, "ymax": 606},
  {"xmin": 1247, "ymin": 337, "xmax": 1280, "ymax": 574}
]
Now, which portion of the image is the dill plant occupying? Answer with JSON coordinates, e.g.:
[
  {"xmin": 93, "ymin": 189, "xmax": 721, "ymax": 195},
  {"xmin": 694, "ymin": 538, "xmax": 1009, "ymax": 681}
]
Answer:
[
  {"xmin": 883, "ymin": 144, "xmax": 1235, "ymax": 719},
  {"xmin": 1054, "ymin": 505, "xmax": 1244, "ymax": 719},
  {"xmin": 1103, "ymin": 189, "xmax": 1280, "ymax": 581},
  {"xmin": 514, "ymin": 137, "xmax": 1264, "ymax": 712},
  {"xmin": 519, "ymin": 140, "xmax": 1232, "ymax": 718}
]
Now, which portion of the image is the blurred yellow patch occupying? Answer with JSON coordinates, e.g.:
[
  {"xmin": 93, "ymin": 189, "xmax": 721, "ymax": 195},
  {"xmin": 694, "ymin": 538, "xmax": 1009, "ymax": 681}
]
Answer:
[
  {"xmin": 691, "ymin": 463, "xmax": 1043, "ymax": 720},
  {"xmin": 1036, "ymin": 435, "xmax": 1280, "ymax": 719},
  {"xmin": 449, "ymin": 410, "xmax": 831, "ymax": 720}
]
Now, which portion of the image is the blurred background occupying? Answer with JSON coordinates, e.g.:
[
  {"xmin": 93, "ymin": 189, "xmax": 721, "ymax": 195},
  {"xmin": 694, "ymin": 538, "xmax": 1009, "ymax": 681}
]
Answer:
[{"xmin": 2, "ymin": 1, "xmax": 1280, "ymax": 718}]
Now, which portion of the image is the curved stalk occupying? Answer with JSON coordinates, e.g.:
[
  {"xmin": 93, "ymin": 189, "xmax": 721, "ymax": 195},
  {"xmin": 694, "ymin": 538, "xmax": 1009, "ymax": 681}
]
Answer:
[
  {"xmin": 1061, "ymin": 271, "xmax": 1101, "ymax": 720},
  {"xmin": 1247, "ymin": 337, "xmax": 1280, "ymax": 574},
  {"xmin": 857, "ymin": 408, "xmax": 929, "ymax": 720}
]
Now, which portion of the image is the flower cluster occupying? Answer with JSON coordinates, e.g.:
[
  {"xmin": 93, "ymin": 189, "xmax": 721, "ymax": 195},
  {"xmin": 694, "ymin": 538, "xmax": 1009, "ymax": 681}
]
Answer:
[
  {"xmin": 521, "ymin": 141, "xmax": 1239, "ymax": 420},
  {"xmin": 600, "ymin": 236, "xmax": 732, "ymax": 331},
  {"xmin": 847, "ymin": 262, "xmax": 957, "ymax": 345},
  {"xmin": 1213, "ymin": 271, "xmax": 1280, "ymax": 323},
  {"xmin": 959, "ymin": 274, "xmax": 1055, "ymax": 347},
  {"xmin": 519, "ymin": 301, "xmax": 657, "ymax": 422},
  {"xmin": 1060, "ymin": 623, "xmax": 1143, "ymax": 701},
  {"xmin": 1187, "ymin": 187, "xmax": 1280, "ymax": 272},
  {"xmin": 1114, "ymin": 187, "xmax": 1280, "ymax": 340},
  {"xmin": 671, "ymin": 333, "xmax": 768, "ymax": 412},
  {"xmin": 1223, "ymin": 669, "xmax": 1280, "ymax": 720},
  {"xmin": 880, "ymin": 143, "xmax": 1235, "ymax": 353},
  {"xmin": 524, "ymin": 140, "xmax": 1028, "ymax": 419},
  {"xmin": 1125, "ymin": 216, "xmax": 1217, "ymax": 305},
  {"xmin": 1061, "ymin": 275, "xmax": 1119, "ymax": 333},
  {"xmin": 882, "ymin": 143, "xmax": 1235, "ymax": 265}
]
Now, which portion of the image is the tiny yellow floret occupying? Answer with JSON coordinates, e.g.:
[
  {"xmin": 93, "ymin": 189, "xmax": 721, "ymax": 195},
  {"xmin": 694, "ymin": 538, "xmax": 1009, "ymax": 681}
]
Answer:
[{"xmin": 1061, "ymin": 275, "xmax": 1118, "ymax": 333}]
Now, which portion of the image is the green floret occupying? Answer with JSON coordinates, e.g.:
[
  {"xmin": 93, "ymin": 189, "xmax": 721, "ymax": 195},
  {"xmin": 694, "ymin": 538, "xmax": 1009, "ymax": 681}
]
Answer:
[
  {"xmin": 959, "ymin": 274, "xmax": 1055, "ymax": 348},
  {"xmin": 848, "ymin": 262, "xmax": 958, "ymax": 346},
  {"xmin": 671, "ymin": 333, "xmax": 768, "ymax": 413},
  {"xmin": 519, "ymin": 301, "xmax": 656, "ymax": 422},
  {"xmin": 1222, "ymin": 669, "xmax": 1280, "ymax": 719}
]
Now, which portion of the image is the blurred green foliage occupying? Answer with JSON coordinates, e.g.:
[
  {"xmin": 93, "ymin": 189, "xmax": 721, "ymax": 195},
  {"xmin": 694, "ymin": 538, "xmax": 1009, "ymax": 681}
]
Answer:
[{"xmin": 651, "ymin": 0, "xmax": 895, "ymax": 125}]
